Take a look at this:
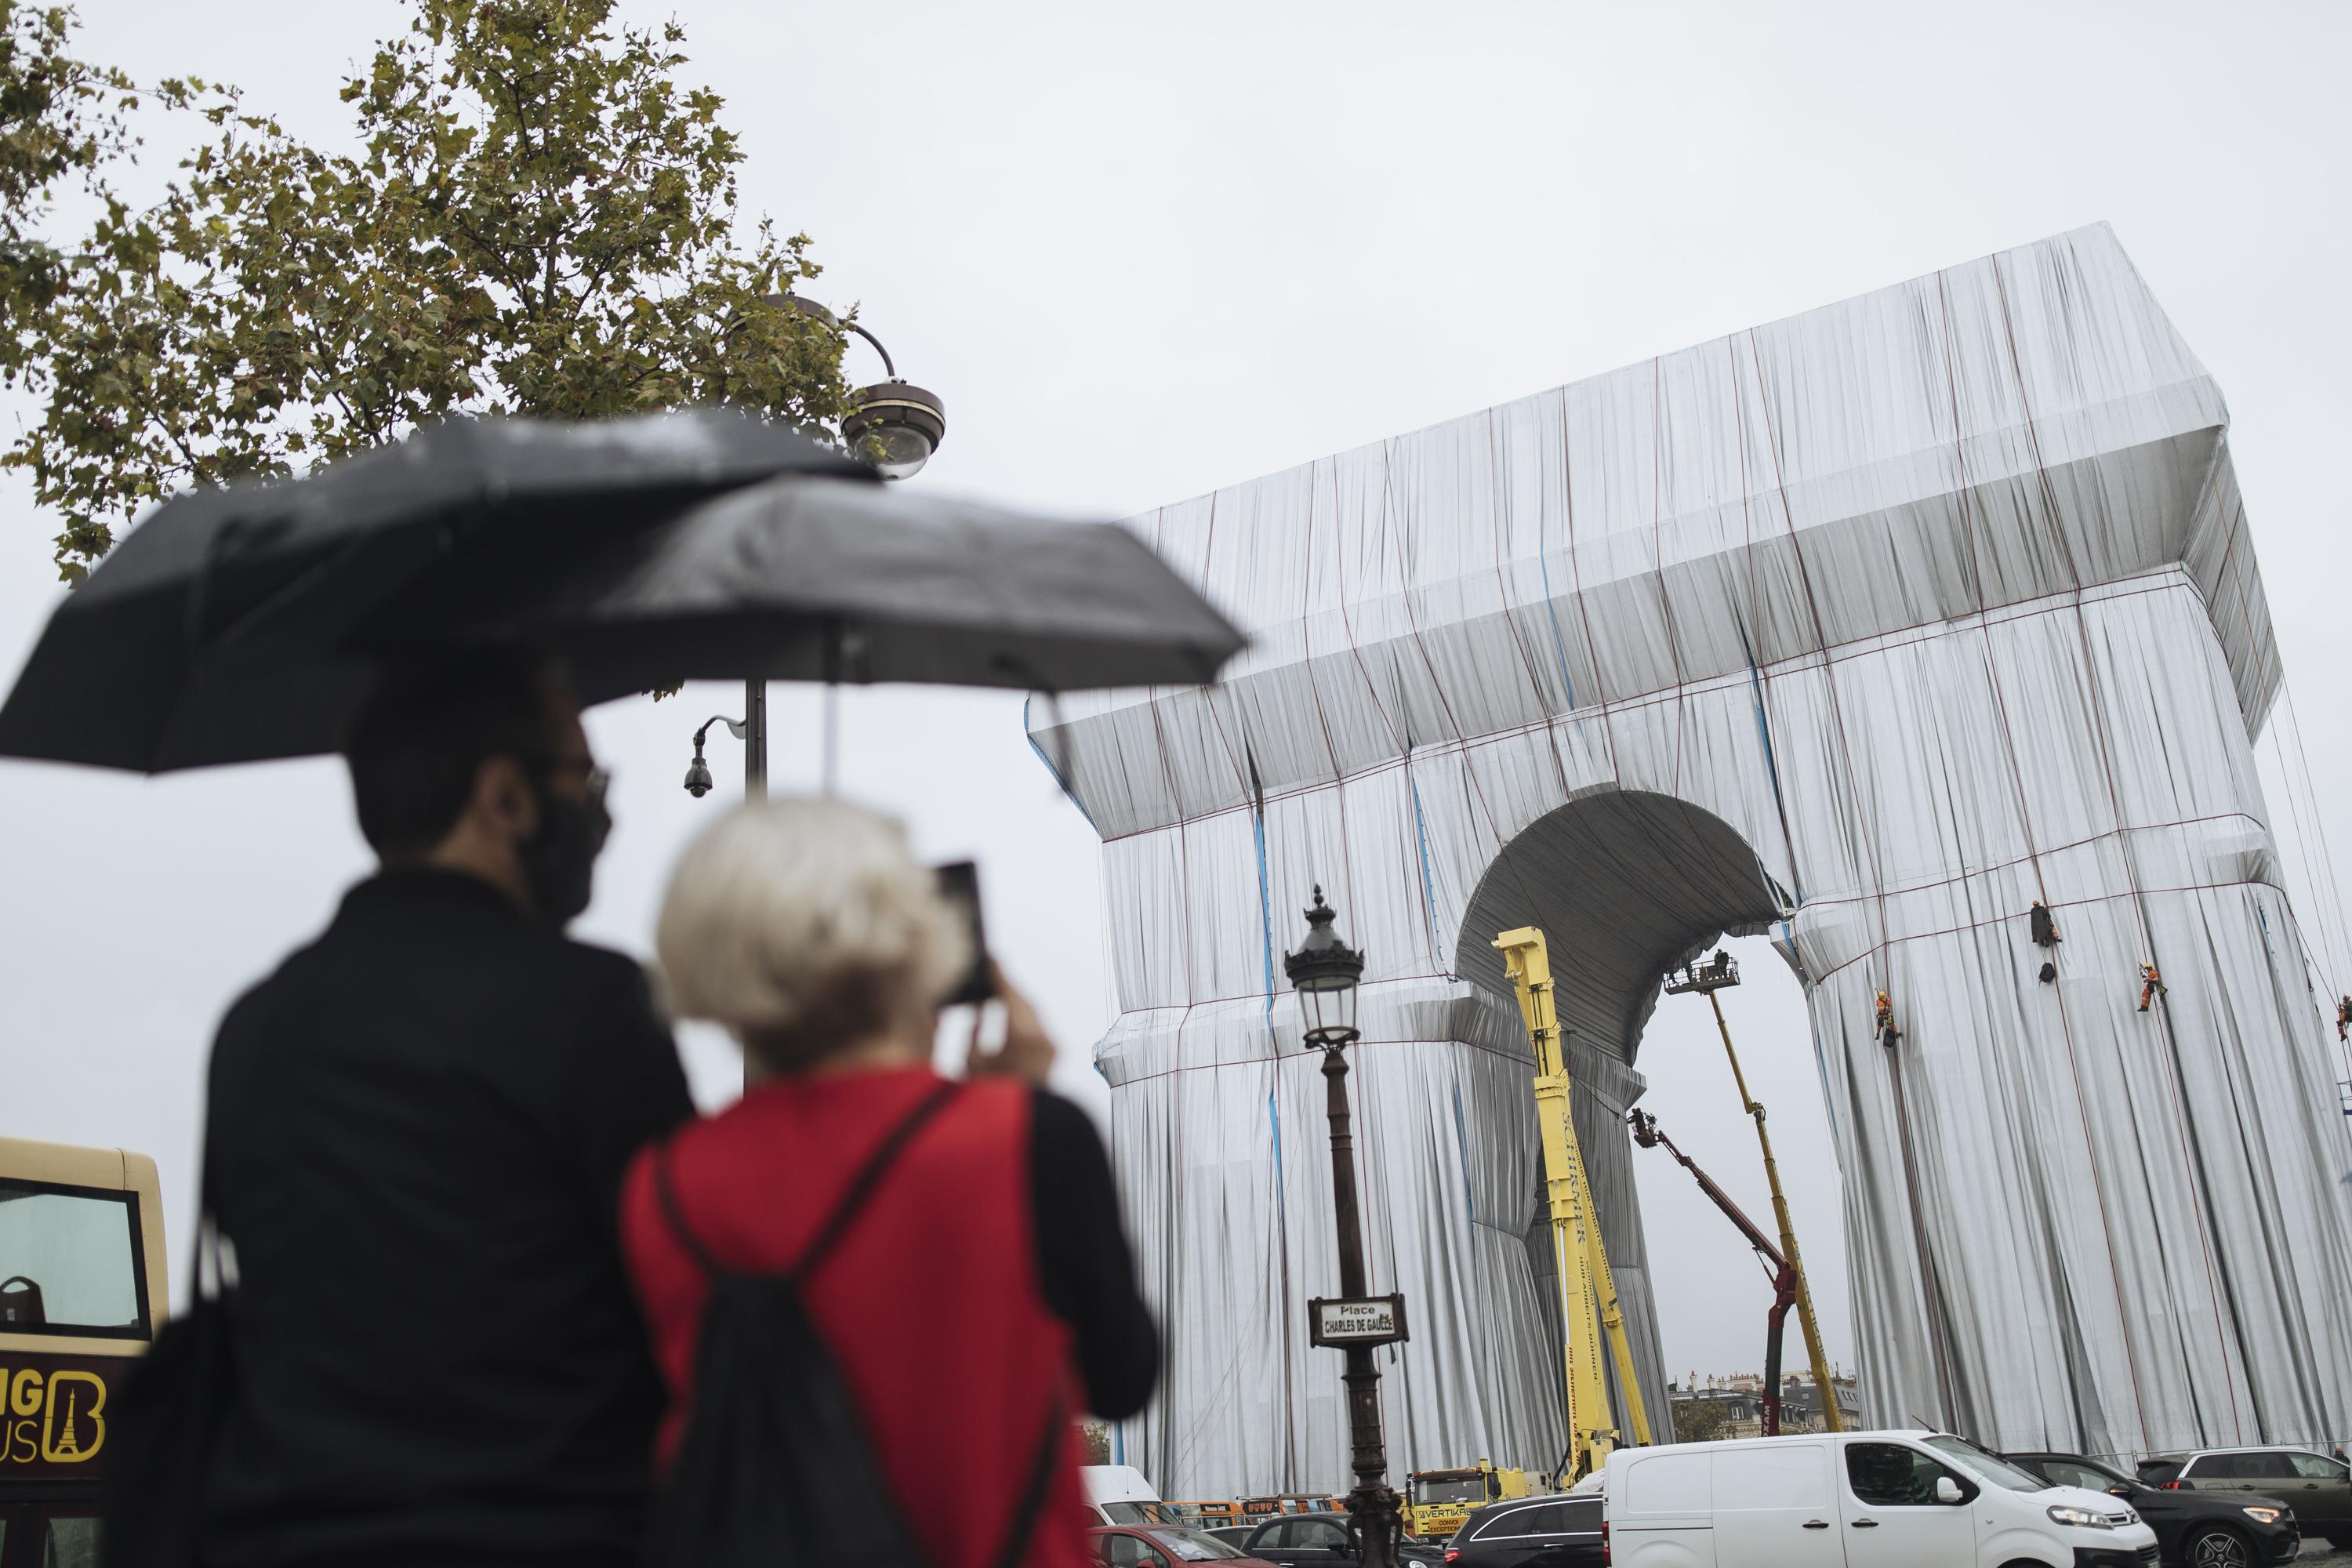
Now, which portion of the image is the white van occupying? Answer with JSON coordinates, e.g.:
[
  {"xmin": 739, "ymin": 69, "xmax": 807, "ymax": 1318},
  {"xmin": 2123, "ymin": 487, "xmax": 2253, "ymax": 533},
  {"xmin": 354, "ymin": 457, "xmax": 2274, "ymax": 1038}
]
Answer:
[
  {"xmin": 1081, "ymin": 1465, "xmax": 1181, "ymax": 1526},
  {"xmin": 1605, "ymin": 1430, "xmax": 2161, "ymax": 1568}
]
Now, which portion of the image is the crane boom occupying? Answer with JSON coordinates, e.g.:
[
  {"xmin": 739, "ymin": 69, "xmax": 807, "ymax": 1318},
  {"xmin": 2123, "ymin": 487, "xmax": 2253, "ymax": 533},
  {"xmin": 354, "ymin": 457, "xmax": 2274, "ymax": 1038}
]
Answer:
[
  {"xmin": 1661, "ymin": 953, "xmax": 1845, "ymax": 1432},
  {"xmin": 1628, "ymin": 1108, "xmax": 1800, "ymax": 1436},
  {"xmin": 1493, "ymin": 927, "xmax": 1653, "ymax": 1482}
]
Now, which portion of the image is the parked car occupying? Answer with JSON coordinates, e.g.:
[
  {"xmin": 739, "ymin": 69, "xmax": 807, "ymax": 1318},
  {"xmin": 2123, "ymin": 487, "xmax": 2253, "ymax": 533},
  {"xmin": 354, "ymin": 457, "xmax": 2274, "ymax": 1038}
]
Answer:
[
  {"xmin": 1444, "ymin": 1494, "xmax": 1606, "ymax": 1567},
  {"xmin": 2009, "ymin": 1451, "xmax": 2301, "ymax": 1568},
  {"xmin": 1090, "ymin": 1523, "xmax": 1276, "ymax": 1566},
  {"xmin": 1604, "ymin": 1428, "xmax": 2159, "ymax": 1568},
  {"xmin": 2136, "ymin": 1449, "xmax": 2352, "ymax": 1548},
  {"xmin": 1204, "ymin": 1526, "xmax": 1261, "ymax": 1549},
  {"xmin": 1234, "ymin": 1512, "xmax": 1447, "ymax": 1565}
]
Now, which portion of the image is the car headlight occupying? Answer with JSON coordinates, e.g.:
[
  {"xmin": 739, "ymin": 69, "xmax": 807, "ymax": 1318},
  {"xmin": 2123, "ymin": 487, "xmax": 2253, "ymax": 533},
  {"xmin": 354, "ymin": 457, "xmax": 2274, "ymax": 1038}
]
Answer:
[
  {"xmin": 2243, "ymin": 1508, "xmax": 2283, "ymax": 1525},
  {"xmin": 2049, "ymin": 1506, "xmax": 2115, "ymax": 1529}
]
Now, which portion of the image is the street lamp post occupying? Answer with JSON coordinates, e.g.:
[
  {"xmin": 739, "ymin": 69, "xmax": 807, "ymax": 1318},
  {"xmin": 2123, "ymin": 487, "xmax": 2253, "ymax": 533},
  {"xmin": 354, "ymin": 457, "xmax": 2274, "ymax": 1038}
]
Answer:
[
  {"xmin": 681, "ymin": 294, "xmax": 941, "ymax": 802},
  {"xmin": 772, "ymin": 292, "xmax": 947, "ymax": 481},
  {"xmin": 1285, "ymin": 887, "xmax": 1405, "ymax": 1568}
]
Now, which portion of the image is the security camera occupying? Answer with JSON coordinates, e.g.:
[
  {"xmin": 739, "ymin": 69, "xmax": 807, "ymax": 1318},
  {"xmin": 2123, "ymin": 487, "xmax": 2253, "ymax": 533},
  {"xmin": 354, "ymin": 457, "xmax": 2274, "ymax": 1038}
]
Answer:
[{"xmin": 683, "ymin": 753, "xmax": 713, "ymax": 798}]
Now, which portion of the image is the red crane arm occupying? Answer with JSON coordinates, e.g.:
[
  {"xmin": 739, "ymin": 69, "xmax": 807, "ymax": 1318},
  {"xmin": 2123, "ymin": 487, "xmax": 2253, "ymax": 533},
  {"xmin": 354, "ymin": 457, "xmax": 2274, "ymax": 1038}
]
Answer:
[
  {"xmin": 1629, "ymin": 1107, "xmax": 1803, "ymax": 1438},
  {"xmin": 1628, "ymin": 1108, "xmax": 1786, "ymax": 1271}
]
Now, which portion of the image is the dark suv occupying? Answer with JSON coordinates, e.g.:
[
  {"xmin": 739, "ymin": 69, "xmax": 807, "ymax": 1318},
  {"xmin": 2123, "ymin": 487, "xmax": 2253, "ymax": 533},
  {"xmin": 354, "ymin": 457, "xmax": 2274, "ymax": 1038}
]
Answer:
[
  {"xmin": 1445, "ymin": 1495, "xmax": 1606, "ymax": 1568},
  {"xmin": 2138, "ymin": 1449, "xmax": 2351, "ymax": 1549},
  {"xmin": 2008, "ymin": 1452, "xmax": 2300, "ymax": 1568},
  {"xmin": 1230, "ymin": 1514, "xmax": 1446, "ymax": 1566}
]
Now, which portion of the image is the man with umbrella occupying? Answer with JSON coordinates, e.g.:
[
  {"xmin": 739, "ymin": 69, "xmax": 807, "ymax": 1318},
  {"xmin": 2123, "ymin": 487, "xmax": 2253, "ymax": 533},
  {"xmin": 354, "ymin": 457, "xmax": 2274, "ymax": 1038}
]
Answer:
[
  {"xmin": 0, "ymin": 410, "xmax": 1243, "ymax": 1563},
  {"xmin": 194, "ymin": 650, "xmax": 693, "ymax": 1566}
]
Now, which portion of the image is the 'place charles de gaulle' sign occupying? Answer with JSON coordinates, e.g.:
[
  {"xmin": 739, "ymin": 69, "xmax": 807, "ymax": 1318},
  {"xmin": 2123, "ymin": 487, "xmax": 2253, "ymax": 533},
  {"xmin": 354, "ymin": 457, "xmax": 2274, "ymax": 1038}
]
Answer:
[{"xmin": 1308, "ymin": 1294, "xmax": 1410, "ymax": 1349}]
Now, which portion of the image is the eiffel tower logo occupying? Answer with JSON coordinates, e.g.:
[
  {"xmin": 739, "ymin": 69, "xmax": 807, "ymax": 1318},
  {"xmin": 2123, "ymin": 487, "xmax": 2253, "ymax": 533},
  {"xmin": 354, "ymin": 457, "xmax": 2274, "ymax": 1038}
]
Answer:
[{"xmin": 51, "ymin": 1388, "xmax": 81, "ymax": 1457}]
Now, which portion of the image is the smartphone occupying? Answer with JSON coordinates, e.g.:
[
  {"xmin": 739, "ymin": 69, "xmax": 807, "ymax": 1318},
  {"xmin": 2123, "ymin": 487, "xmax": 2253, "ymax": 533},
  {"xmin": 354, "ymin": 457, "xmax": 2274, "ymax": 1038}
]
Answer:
[{"xmin": 934, "ymin": 861, "xmax": 994, "ymax": 1007}]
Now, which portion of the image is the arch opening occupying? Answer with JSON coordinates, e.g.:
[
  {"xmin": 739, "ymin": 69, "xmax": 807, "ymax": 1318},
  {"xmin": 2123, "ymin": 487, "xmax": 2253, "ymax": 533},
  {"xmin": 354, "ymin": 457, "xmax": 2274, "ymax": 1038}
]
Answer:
[
  {"xmin": 1457, "ymin": 789, "xmax": 1792, "ymax": 1063},
  {"xmin": 1452, "ymin": 787, "xmax": 1805, "ymax": 1447}
]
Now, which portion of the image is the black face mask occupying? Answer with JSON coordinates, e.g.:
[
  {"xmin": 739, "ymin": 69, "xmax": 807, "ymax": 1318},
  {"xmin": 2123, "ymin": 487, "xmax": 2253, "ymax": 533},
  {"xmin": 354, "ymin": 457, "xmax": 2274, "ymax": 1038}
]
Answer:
[{"xmin": 518, "ymin": 772, "xmax": 611, "ymax": 926}]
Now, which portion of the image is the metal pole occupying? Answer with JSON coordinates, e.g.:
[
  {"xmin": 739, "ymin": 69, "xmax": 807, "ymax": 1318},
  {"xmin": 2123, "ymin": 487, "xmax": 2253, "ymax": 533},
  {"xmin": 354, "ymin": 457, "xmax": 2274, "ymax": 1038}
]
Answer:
[
  {"xmin": 1322, "ymin": 1042, "xmax": 1398, "ymax": 1568},
  {"xmin": 1707, "ymin": 989, "xmax": 1840, "ymax": 1429},
  {"xmin": 822, "ymin": 684, "xmax": 838, "ymax": 797},
  {"xmin": 743, "ymin": 677, "xmax": 768, "ymax": 800}
]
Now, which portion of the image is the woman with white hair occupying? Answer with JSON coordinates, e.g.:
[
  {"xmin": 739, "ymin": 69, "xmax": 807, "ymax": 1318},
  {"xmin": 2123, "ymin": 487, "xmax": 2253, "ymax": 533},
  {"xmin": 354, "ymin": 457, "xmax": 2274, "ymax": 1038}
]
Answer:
[{"xmin": 619, "ymin": 798, "xmax": 1156, "ymax": 1568}]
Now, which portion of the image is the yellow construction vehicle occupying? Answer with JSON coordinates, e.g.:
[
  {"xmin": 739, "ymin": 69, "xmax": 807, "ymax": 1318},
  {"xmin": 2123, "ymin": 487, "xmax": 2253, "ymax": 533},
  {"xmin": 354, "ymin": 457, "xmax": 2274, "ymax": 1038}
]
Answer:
[
  {"xmin": 1495, "ymin": 927, "xmax": 1653, "ymax": 1485},
  {"xmin": 1401, "ymin": 1461, "xmax": 1529, "ymax": 1541}
]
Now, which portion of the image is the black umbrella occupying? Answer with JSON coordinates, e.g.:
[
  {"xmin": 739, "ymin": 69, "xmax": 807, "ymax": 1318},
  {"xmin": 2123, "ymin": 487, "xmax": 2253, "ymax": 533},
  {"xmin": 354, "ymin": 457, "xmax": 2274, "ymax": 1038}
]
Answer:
[
  {"xmin": 0, "ymin": 411, "xmax": 1243, "ymax": 774},
  {"xmin": 0, "ymin": 411, "xmax": 869, "ymax": 772},
  {"xmin": 369, "ymin": 474, "xmax": 1245, "ymax": 701}
]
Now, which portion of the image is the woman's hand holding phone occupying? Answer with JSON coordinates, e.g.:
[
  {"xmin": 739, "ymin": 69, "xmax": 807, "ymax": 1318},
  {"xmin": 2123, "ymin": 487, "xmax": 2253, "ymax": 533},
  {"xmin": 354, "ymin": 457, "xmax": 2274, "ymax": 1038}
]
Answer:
[{"xmin": 964, "ymin": 966, "xmax": 1057, "ymax": 1087}]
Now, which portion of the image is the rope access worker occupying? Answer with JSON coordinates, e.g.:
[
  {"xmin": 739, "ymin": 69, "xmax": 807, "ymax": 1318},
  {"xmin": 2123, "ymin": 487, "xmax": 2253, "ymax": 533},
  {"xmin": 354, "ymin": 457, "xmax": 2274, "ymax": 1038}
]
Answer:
[
  {"xmin": 2336, "ymin": 994, "xmax": 2350, "ymax": 1044},
  {"xmin": 2030, "ymin": 901, "xmax": 2062, "ymax": 985},
  {"xmin": 2138, "ymin": 961, "xmax": 2166, "ymax": 1013},
  {"xmin": 1875, "ymin": 989, "xmax": 1900, "ymax": 1051}
]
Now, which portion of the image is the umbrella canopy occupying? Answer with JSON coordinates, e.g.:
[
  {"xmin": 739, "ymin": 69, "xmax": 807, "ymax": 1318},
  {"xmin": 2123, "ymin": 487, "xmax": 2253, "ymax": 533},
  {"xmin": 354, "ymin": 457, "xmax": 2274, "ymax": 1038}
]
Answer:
[
  {"xmin": 0, "ymin": 409, "xmax": 1244, "ymax": 774},
  {"xmin": 372, "ymin": 475, "xmax": 1247, "ymax": 700},
  {"xmin": 0, "ymin": 411, "xmax": 869, "ymax": 772}
]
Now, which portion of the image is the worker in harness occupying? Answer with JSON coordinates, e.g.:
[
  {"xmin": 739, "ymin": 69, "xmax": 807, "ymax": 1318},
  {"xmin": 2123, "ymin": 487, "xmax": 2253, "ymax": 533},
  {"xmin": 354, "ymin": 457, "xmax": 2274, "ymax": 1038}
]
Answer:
[
  {"xmin": 2336, "ymin": 994, "xmax": 2349, "ymax": 1044},
  {"xmin": 1875, "ymin": 989, "xmax": 1899, "ymax": 1050},
  {"xmin": 2139, "ymin": 960, "xmax": 2165, "ymax": 1013},
  {"xmin": 2030, "ymin": 901, "xmax": 2060, "ymax": 984}
]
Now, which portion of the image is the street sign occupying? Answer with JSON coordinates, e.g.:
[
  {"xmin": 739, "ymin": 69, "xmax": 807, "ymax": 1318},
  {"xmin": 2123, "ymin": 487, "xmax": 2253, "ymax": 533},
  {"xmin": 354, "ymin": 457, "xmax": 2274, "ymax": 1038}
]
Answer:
[{"xmin": 1308, "ymin": 1293, "xmax": 1409, "ymax": 1348}]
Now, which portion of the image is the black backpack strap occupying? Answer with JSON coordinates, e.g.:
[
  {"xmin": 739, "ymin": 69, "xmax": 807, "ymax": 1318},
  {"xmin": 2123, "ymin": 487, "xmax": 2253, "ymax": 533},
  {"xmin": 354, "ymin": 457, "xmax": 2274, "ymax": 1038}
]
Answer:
[
  {"xmin": 654, "ymin": 1078, "xmax": 961, "ymax": 1284},
  {"xmin": 790, "ymin": 1079, "xmax": 962, "ymax": 1283},
  {"xmin": 653, "ymin": 1145, "xmax": 726, "ymax": 1279},
  {"xmin": 992, "ymin": 1394, "xmax": 1065, "ymax": 1568}
]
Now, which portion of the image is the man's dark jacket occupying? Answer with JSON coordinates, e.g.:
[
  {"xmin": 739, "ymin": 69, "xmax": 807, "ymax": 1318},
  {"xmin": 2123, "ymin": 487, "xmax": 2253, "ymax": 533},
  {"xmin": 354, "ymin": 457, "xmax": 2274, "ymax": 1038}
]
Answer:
[{"xmin": 199, "ymin": 868, "xmax": 694, "ymax": 1566}]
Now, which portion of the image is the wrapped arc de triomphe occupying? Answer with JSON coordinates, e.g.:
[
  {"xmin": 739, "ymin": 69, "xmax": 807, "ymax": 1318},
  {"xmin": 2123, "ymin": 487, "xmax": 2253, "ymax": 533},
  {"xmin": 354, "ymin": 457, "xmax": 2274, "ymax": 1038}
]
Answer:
[{"xmin": 1026, "ymin": 224, "xmax": 2352, "ymax": 1496}]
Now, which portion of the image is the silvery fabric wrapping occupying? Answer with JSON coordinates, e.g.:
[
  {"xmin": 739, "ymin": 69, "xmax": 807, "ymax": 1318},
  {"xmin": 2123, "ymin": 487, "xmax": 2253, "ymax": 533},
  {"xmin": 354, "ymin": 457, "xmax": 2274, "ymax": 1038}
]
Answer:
[{"xmin": 1032, "ymin": 223, "xmax": 2352, "ymax": 1494}]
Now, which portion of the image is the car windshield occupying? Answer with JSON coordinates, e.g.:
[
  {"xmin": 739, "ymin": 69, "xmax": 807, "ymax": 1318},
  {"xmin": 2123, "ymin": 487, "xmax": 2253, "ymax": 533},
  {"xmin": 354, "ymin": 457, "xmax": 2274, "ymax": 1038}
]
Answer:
[
  {"xmin": 1926, "ymin": 1436, "xmax": 2054, "ymax": 1493},
  {"xmin": 1414, "ymin": 1475, "xmax": 1485, "ymax": 1504},
  {"xmin": 1103, "ymin": 1502, "xmax": 1186, "ymax": 1526},
  {"xmin": 1150, "ymin": 1529, "xmax": 1248, "ymax": 1562}
]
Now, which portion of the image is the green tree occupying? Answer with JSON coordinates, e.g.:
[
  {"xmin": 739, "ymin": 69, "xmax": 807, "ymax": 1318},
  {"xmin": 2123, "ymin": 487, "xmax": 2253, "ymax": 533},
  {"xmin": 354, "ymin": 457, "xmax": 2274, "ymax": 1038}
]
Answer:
[
  {"xmin": 0, "ymin": 2, "xmax": 136, "ymax": 347},
  {"xmin": 1674, "ymin": 1396, "xmax": 1733, "ymax": 1444},
  {"xmin": 6, "ymin": 0, "xmax": 853, "ymax": 580},
  {"xmin": 1078, "ymin": 1420, "xmax": 1112, "ymax": 1466}
]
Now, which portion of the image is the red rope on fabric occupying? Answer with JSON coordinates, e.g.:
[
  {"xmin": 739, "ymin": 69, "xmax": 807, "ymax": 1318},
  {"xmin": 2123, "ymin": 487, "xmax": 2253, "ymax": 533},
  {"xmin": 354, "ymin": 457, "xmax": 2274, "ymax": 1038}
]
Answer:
[
  {"xmin": 1483, "ymin": 405, "xmax": 1576, "ymax": 804},
  {"xmin": 1374, "ymin": 438, "xmax": 1546, "ymax": 930},
  {"xmin": 1649, "ymin": 356, "xmax": 1697, "ymax": 799},
  {"xmin": 1098, "ymin": 567, "xmax": 2222, "ymax": 844},
  {"xmin": 1936, "ymin": 269, "xmax": 2161, "ymax": 1450},
  {"xmin": 1991, "ymin": 250, "xmax": 2234, "ymax": 1446},
  {"xmin": 1809, "ymin": 874, "xmax": 2313, "ymax": 983}
]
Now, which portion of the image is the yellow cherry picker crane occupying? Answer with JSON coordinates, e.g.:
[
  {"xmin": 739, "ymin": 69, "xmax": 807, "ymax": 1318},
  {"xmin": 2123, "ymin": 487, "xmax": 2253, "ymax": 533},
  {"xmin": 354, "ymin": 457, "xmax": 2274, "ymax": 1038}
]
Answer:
[
  {"xmin": 1494, "ymin": 927, "xmax": 1653, "ymax": 1485},
  {"xmin": 1660, "ymin": 950, "xmax": 1842, "ymax": 1430}
]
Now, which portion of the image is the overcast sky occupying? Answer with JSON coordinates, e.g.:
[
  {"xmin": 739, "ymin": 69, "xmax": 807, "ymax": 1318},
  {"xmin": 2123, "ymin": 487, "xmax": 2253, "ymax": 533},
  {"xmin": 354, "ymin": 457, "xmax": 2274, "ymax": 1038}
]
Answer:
[{"xmin": 8, "ymin": 0, "xmax": 2351, "ymax": 1389}]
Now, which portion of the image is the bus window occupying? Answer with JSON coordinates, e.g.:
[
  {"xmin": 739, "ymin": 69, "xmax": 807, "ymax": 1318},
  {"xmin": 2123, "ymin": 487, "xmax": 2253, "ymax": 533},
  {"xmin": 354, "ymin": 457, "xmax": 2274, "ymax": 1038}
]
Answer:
[
  {"xmin": 40, "ymin": 1509, "xmax": 102, "ymax": 1567},
  {"xmin": 0, "ymin": 1180, "xmax": 148, "ymax": 1340}
]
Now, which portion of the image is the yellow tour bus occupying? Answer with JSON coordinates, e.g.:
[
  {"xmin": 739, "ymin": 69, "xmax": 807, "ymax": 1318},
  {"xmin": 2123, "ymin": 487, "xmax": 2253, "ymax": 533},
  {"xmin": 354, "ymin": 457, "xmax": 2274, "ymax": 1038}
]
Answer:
[{"xmin": 0, "ymin": 1136, "xmax": 169, "ymax": 1568}]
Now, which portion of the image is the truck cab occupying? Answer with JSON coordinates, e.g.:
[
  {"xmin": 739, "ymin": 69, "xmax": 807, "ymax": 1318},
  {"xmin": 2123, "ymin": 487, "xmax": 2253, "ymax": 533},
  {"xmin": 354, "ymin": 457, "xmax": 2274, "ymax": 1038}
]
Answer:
[
  {"xmin": 1081, "ymin": 1465, "xmax": 1187, "ymax": 1528},
  {"xmin": 1405, "ymin": 1460, "xmax": 1530, "ymax": 1541}
]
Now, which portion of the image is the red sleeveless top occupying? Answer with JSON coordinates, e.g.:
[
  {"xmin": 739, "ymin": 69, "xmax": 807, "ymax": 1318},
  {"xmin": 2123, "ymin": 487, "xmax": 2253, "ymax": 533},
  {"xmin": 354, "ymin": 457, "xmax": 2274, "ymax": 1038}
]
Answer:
[{"xmin": 619, "ymin": 1068, "xmax": 1090, "ymax": 1568}]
